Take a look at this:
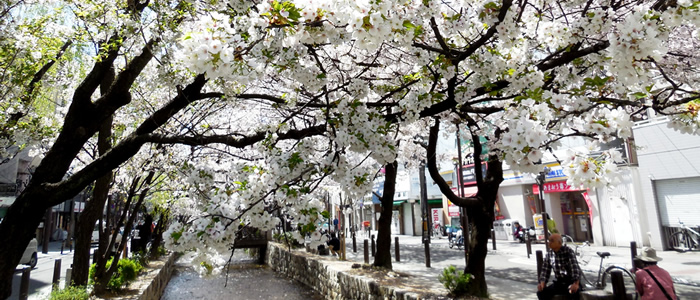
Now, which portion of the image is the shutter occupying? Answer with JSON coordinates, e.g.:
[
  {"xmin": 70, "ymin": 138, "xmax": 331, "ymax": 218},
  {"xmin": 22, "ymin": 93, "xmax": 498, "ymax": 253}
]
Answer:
[{"xmin": 655, "ymin": 177, "xmax": 700, "ymax": 227}]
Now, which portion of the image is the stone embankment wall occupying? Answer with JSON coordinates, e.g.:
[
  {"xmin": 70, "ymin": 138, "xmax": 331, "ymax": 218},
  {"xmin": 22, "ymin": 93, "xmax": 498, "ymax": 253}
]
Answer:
[
  {"xmin": 265, "ymin": 242, "xmax": 443, "ymax": 300},
  {"xmin": 97, "ymin": 253, "xmax": 177, "ymax": 300}
]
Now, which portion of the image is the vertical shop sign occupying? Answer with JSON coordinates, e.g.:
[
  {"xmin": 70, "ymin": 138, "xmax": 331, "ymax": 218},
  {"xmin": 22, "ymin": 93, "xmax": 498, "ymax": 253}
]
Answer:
[{"xmin": 581, "ymin": 192, "xmax": 593, "ymax": 224}]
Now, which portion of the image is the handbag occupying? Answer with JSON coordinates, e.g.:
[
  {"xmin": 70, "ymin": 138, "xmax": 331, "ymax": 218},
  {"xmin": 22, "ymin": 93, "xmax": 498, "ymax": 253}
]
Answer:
[{"xmin": 643, "ymin": 269, "xmax": 675, "ymax": 300}]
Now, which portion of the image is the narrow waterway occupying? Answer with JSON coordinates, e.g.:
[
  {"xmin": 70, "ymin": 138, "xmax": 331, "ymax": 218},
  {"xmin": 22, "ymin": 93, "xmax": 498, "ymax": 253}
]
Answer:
[{"xmin": 161, "ymin": 251, "xmax": 323, "ymax": 300}]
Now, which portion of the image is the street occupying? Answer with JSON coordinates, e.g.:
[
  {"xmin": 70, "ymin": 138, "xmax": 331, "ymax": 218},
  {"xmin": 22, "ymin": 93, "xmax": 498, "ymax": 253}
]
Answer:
[{"xmin": 9, "ymin": 242, "xmax": 75, "ymax": 300}]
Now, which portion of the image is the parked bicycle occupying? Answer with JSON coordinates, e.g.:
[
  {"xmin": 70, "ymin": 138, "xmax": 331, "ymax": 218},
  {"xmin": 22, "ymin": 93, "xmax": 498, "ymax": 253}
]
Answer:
[
  {"xmin": 668, "ymin": 219, "xmax": 699, "ymax": 252},
  {"xmin": 562, "ymin": 235, "xmax": 591, "ymax": 265},
  {"xmin": 580, "ymin": 251, "xmax": 637, "ymax": 299}
]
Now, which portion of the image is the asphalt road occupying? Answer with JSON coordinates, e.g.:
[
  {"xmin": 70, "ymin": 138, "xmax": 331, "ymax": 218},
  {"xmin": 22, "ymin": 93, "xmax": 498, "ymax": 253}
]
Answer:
[{"xmin": 9, "ymin": 246, "xmax": 74, "ymax": 300}]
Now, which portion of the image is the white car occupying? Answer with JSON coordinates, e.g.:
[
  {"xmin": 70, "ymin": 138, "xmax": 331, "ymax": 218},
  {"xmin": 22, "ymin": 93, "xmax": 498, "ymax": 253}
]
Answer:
[
  {"xmin": 91, "ymin": 224, "xmax": 100, "ymax": 244},
  {"xmin": 19, "ymin": 238, "xmax": 38, "ymax": 269}
]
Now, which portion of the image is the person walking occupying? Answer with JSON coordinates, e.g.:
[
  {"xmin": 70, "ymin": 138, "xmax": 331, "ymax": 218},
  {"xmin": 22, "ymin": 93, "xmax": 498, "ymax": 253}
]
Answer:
[
  {"xmin": 537, "ymin": 234, "xmax": 581, "ymax": 300},
  {"xmin": 635, "ymin": 247, "xmax": 677, "ymax": 300},
  {"xmin": 326, "ymin": 233, "xmax": 341, "ymax": 257}
]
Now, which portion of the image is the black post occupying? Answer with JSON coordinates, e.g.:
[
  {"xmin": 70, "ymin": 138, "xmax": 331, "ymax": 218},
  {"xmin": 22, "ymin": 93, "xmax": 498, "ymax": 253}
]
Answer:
[
  {"xmin": 536, "ymin": 250, "xmax": 544, "ymax": 279},
  {"xmin": 52, "ymin": 259, "xmax": 62, "ymax": 290},
  {"xmin": 630, "ymin": 241, "xmax": 638, "ymax": 272},
  {"xmin": 42, "ymin": 208, "xmax": 51, "ymax": 254},
  {"xmin": 526, "ymin": 238, "xmax": 532, "ymax": 258},
  {"xmin": 491, "ymin": 228, "xmax": 497, "ymax": 250},
  {"xmin": 371, "ymin": 234, "xmax": 376, "ymax": 257},
  {"xmin": 395, "ymin": 237, "xmax": 400, "ymax": 262},
  {"xmin": 353, "ymin": 232, "xmax": 357, "ymax": 253},
  {"xmin": 19, "ymin": 267, "xmax": 31, "ymax": 300},
  {"xmin": 611, "ymin": 270, "xmax": 626, "ymax": 300},
  {"xmin": 363, "ymin": 239, "xmax": 369, "ymax": 264},
  {"xmin": 419, "ymin": 160, "xmax": 431, "ymax": 268}
]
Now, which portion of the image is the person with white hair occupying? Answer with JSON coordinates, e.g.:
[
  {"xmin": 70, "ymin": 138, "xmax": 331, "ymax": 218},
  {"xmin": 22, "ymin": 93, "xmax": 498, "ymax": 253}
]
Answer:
[{"xmin": 634, "ymin": 247, "xmax": 677, "ymax": 300}]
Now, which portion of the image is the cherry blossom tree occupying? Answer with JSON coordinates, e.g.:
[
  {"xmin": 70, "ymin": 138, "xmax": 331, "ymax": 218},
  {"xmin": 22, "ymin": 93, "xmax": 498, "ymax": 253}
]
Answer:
[{"xmin": 1, "ymin": 0, "xmax": 699, "ymax": 298}]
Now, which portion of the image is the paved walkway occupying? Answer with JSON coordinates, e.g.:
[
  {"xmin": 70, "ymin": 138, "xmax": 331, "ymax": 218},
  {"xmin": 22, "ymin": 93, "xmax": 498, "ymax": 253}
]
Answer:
[{"xmin": 339, "ymin": 233, "xmax": 700, "ymax": 299}]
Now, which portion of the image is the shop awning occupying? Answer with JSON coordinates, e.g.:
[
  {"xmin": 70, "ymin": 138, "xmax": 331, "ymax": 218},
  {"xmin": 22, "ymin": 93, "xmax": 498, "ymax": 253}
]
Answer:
[
  {"xmin": 392, "ymin": 200, "xmax": 407, "ymax": 206},
  {"xmin": 458, "ymin": 186, "xmax": 478, "ymax": 197},
  {"xmin": 417, "ymin": 199, "xmax": 443, "ymax": 205}
]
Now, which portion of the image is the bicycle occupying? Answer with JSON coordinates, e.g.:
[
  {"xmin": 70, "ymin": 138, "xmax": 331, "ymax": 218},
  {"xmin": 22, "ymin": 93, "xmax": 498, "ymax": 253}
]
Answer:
[
  {"xmin": 668, "ymin": 219, "xmax": 700, "ymax": 252},
  {"xmin": 562, "ymin": 235, "xmax": 591, "ymax": 265},
  {"xmin": 580, "ymin": 251, "xmax": 637, "ymax": 299}
]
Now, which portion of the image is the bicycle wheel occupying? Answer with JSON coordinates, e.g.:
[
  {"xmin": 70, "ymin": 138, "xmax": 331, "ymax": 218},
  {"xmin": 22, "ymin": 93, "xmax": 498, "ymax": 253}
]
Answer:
[
  {"xmin": 601, "ymin": 266, "xmax": 637, "ymax": 299},
  {"xmin": 670, "ymin": 232, "xmax": 691, "ymax": 252}
]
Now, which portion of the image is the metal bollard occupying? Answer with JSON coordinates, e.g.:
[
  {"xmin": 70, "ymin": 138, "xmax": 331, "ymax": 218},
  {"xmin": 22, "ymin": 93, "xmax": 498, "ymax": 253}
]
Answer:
[
  {"xmin": 610, "ymin": 270, "xmax": 626, "ymax": 300},
  {"xmin": 52, "ymin": 259, "xmax": 62, "ymax": 290},
  {"xmin": 630, "ymin": 241, "xmax": 638, "ymax": 272},
  {"xmin": 491, "ymin": 228, "xmax": 496, "ymax": 250},
  {"xmin": 363, "ymin": 239, "xmax": 369, "ymax": 264},
  {"xmin": 353, "ymin": 233, "xmax": 357, "ymax": 253},
  {"xmin": 371, "ymin": 235, "xmax": 376, "ymax": 257},
  {"xmin": 526, "ymin": 238, "xmax": 532, "ymax": 258},
  {"xmin": 395, "ymin": 237, "xmax": 400, "ymax": 262},
  {"xmin": 61, "ymin": 240, "xmax": 64, "ymax": 254},
  {"xmin": 19, "ymin": 267, "xmax": 31, "ymax": 300},
  {"xmin": 536, "ymin": 250, "xmax": 543, "ymax": 278}
]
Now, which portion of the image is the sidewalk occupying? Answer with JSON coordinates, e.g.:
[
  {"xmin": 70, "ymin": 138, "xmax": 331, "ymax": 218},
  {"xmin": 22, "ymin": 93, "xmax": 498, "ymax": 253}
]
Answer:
[{"xmin": 339, "ymin": 233, "xmax": 700, "ymax": 299}]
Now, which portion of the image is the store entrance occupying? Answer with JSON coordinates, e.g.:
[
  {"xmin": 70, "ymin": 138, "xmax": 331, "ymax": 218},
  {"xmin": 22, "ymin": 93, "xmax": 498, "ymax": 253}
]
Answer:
[{"xmin": 560, "ymin": 192, "xmax": 592, "ymax": 242}]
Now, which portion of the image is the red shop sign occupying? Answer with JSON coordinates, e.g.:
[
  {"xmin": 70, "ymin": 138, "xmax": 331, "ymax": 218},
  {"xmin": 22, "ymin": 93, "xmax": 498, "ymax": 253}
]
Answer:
[{"xmin": 532, "ymin": 181, "xmax": 580, "ymax": 194}]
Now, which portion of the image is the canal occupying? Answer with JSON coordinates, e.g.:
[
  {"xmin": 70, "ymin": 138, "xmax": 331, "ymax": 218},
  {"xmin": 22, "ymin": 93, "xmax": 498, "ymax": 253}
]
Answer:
[{"xmin": 161, "ymin": 251, "xmax": 323, "ymax": 300}]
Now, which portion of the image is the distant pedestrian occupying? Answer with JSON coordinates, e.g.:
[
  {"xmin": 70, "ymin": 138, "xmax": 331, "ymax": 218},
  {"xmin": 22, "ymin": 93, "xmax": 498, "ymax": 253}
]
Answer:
[
  {"xmin": 635, "ymin": 247, "xmax": 677, "ymax": 300},
  {"xmin": 109, "ymin": 228, "xmax": 122, "ymax": 258},
  {"xmin": 333, "ymin": 218, "xmax": 339, "ymax": 232}
]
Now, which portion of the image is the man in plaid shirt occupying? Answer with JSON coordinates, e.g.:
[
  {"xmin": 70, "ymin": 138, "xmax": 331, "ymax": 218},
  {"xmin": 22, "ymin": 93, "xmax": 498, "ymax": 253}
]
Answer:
[{"xmin": 537, "ymin": 234, "xmax": 582, "ymax": 300}]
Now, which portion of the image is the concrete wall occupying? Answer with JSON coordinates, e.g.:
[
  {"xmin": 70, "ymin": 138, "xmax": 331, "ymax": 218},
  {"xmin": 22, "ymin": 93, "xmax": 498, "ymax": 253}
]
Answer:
[
  {"xmin": 98, "ymin": 253, "xmax": 178, "ymax": 300},
  {"xmin": 266, "ymin": 242, "xmax": 439, "ymax": 300}
]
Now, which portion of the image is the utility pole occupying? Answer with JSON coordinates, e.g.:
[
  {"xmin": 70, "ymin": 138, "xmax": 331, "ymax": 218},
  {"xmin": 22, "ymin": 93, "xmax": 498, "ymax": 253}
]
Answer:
[
  {"xmin": 536, "ymin": 169, "xmax": 550, "ymax": 252},
  {"xmin": 456, "ymin": 128, "xmax": 469, "ymax": 258},
  {"xmin": 419, "ymin": 161, "xmax": 431, "ymax": 268}
]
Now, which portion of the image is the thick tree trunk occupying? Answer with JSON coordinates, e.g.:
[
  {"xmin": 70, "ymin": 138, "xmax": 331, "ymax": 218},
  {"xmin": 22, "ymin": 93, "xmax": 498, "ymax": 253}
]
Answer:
[
  {"xmin": 0, "ymin": 190, "xmax": 50, "ymax": 299},
  {"xmin": 373, "ymin": 161, "xmax": 397, "ymax": 269},
  {"xmin": 464, "ymin": 200, "xmax": 495, "ymax": 297},
  {"xmin": 73, "ymin": 70, "xmax": 115, "ymax": 288},
  {"xmin": 72, "ymin": 172, "xmax": 111, "ymax": 288}
]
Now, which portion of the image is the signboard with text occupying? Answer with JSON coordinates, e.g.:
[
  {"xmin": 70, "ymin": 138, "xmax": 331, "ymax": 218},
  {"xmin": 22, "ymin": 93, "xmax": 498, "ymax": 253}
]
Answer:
[
  {"xmin": 461, "ymin": 163, "xmax": 487, "ymax": 186},
  {"xmin": 532, "ymin": 180, "xmax": 580, "ymax": 194}
]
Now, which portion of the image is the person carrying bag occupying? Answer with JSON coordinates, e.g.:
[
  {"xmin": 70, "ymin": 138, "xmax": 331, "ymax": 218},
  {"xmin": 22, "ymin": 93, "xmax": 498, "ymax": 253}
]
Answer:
[{"xmin": 634, "ymin": 247, "xmax": 677, "ymax": 300}]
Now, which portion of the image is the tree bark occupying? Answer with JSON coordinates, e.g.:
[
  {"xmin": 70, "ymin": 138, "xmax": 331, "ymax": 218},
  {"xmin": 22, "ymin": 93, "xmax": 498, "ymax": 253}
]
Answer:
[
  {"xmin": 424, "ymin": 118, "xmax": 503, "ymax": 297},
  {"xmin": 72, "ymin": 66, "xmax": 116, "ymax": 287},
  {"xmin": 373, "ymin": 161, "xmax": 397, "ymax": 269}
]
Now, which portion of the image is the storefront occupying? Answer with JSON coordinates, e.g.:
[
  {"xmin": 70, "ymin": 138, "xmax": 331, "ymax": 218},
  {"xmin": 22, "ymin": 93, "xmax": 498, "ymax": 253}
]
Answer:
[{"xmin": 533, "ymin": 180, "xmax": 593, "ymax": 242}]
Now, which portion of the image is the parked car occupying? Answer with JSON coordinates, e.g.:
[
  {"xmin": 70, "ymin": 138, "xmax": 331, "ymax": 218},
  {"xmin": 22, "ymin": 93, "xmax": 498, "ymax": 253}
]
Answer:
[
  {"xmin": 91, "ymin": 224, "xmax": 100, "ymax": 244},
  {"xmin": 20, "ymin": 238, "xmax": 38, "ymax": 269}
]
